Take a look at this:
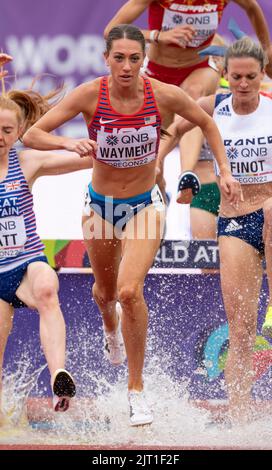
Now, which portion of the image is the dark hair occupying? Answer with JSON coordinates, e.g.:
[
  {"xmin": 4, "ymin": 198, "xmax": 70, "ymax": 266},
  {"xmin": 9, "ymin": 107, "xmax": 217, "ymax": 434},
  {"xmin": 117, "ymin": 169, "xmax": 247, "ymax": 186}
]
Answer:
[
  {"xmin": 105, "ymin": 24, "xmax": 145, "ymax": 54},
  {"xmin": 224, "ymin": 36, "xmax": 268, "ymax": 71}
]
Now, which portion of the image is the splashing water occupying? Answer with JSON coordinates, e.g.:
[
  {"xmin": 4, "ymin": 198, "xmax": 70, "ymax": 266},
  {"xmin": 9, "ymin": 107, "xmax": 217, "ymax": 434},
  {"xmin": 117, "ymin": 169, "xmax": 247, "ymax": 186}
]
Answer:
[{"xmin": 1, "ymin": 352, "xmax": 272, "ymax": 448}]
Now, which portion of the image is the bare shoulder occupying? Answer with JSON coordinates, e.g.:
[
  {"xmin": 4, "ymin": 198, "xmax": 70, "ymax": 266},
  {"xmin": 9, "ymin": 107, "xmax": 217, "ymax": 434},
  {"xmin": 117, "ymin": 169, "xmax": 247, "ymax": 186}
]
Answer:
[
  {"xmin": 18, "ymin": 149, "xmax": 41, "ymax": 182},
  {"xmin": 68, "ymin": 77, "xmax": 101, "ymax": 100},
  {"xmin": 58, "ymin": 77, "xmax": 102, "ymax": 116},
  {"xmin": 19, "ymin": 148, "xmax": 36, "ymax": 163},
  {"xmin": 18, "ymin": 149, "xmax": 44, "ymax": 167}
]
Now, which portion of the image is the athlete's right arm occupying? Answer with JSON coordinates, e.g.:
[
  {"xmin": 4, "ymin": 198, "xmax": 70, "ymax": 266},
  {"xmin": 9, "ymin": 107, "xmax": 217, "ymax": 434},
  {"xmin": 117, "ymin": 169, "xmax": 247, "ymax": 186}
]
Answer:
[
  {"xmin": 22, "ymin": 82, "xmax": 97, "ymax": 157},
  {"xmin": 104, "ymin": 0, "xmax": 153, "ymax": 42},
  {"xmin": 104, "ymin": 0, "xmax": 195, "ymax": 47}
]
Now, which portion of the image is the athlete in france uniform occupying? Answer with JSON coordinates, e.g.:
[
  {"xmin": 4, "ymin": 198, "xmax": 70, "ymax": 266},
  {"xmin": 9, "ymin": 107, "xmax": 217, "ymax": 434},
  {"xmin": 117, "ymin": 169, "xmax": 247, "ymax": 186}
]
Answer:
[
  {"xmin": 157, "ymin": 37, "xmax": 272, "ymax": 424},
  {"xmin": 214, "ymin": 91, "xmax": 272, "ymax": 248}
]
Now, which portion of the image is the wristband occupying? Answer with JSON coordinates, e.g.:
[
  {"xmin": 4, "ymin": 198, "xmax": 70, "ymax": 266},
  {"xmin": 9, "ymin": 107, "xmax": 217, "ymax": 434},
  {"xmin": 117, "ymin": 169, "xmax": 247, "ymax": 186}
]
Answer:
[{"xmin": 150, "ymin": 29, "xmax": 160, "ymax": 43}]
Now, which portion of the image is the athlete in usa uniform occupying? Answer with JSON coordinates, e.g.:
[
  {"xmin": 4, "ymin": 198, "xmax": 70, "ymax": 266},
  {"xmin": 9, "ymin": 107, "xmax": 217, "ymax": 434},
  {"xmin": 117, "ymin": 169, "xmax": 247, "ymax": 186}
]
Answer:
[{"xmin": 23, "ymin": 24, "xmax": 240, "ymax": 426}]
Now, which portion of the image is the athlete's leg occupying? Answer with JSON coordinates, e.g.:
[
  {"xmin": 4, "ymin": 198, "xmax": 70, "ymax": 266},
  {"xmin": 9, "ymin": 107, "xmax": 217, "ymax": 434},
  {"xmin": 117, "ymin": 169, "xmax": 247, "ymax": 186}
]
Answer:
[
  {"xmin": 118, "ymin": 203, "xmax": 165, "ymax": 391},
  {"xmin": 83, "ymin": 211, "xmax": 122, "ymax": 334},
  {"xmin": 16, "ymin": 262, "xmax": 65, "ymax": 376},
  {"xmin": 16, "ymin": 262, "xmax": 75, "ymax": 411},
  {"xmin": 0, "ymin": 300, "xmax": 14, "ymax": 425},
  {"xmin": 179, "ymin": 66, "xmax": 220, "ymax": 173},
  {"xmin": 219, "ymin": 236, "xmax": 262, "ymax": 423},
  {"xmin": 190, "ymin": 207, "xmax": 217, "ymax": 239},
  {"xmin": 262, "ymin": 198, "xmax": 272, "ymax": 335}
]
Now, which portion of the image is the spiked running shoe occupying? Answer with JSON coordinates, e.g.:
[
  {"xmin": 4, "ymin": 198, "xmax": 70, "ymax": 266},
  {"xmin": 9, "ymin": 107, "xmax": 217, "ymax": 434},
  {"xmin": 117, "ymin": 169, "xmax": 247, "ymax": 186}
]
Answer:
[
  {"xmin": 52, "ymin": 369, "xmax": 76, "ymax": 412},
  {"xmin": 128, "ymin": 390, "xmax": 153, "ymax": 426},
  {"xmin": 176, "ymin": 171, "xmax": 201, "ymax": 204},
  {"xmin": 103, "ymin": 303, "xmax": 126, "ymax": 366},
  {"xmin": 262, "ymin": 305, "xmax": 272, "ymax": 337}
]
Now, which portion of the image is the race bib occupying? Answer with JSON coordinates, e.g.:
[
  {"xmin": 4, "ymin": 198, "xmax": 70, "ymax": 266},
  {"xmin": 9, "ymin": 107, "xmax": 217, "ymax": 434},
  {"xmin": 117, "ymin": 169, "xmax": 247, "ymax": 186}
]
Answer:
[
  {"xmin": 0, "ymin": 215, "xmax": 27, "ymax": 259},
  {"xmin": 96, "ymin": 125, "xmax": 157, "ymax": 168},
  {"xmin": 162, "ymin": 9, "xmax": 219, "ymax": 47}
]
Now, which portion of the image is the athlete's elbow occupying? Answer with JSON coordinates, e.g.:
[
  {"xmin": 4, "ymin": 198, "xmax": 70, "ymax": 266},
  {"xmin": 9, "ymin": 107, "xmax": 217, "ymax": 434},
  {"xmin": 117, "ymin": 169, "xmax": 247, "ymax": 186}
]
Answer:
[{"xmin": 22, "ymin": 128, "xmax": 34, "ymax": 147}]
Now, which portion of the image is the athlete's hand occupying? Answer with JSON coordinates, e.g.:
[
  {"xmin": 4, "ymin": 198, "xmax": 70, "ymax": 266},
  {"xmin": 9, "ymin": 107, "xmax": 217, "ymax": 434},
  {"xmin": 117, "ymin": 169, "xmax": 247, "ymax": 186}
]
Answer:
[
  {"xmin": 220, "ymin": 173, "xmax": 243, "ymax": 206},
  {"xmin": 158, "ymin": 26, "xmax": 196, "ymax": 48},
  {"xmin": 0, "ymin": 53, "xmax": 13, "ymax": 67},
  {"xmin": 63, "ymin": 138, "xmax": 97, "ymax": 157},
  {"xmin": 0, "ymin": 53, "xmax": 13, "ymax": 79}
]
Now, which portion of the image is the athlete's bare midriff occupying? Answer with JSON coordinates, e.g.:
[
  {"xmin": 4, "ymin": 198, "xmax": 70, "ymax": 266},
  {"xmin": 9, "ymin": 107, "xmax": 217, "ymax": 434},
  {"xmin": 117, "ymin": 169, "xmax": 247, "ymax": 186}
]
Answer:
[
  {"xmin": 91, "ymin": 159, "xmax": 156, "ymax": 198},
  {"xmin": 148, "ymin": 42, "xmax": 210, "ymax": 68}
]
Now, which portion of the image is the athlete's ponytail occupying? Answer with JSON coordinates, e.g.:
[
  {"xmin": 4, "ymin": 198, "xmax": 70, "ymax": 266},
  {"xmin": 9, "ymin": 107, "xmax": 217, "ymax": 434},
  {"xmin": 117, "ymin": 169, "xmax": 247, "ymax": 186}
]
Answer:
[{"xmin": 6, "ymin": 86, "xmax": 64, "ymax": 133}]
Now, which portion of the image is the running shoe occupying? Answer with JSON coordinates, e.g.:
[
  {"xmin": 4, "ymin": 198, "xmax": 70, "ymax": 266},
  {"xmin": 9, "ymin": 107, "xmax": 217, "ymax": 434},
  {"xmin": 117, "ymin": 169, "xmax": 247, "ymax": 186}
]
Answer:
[
  {"xmin": 262, "ymin": 305, "xmax": 272, "ymax": 337},
  {"xmin": 103, "ymin": 303, "xmax": 126, "ymax": 365},
  {"xmin": 128, "ymin": 390, "xmax": 153, "ymax": 426},
  {"xmin": 176, "ymin": 171, "xmax": 201, "ymax": 204},
  {"xmin": 51, "ymin": 369, "xmax": 76, "ymax": 412}
]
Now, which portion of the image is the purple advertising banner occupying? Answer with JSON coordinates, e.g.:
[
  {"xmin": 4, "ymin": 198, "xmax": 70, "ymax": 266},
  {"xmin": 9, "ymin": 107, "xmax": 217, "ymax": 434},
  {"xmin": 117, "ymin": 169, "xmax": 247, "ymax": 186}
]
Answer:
[{"xmin": 1, "ymin": 0, "xmax": 272, "ymax": 90}]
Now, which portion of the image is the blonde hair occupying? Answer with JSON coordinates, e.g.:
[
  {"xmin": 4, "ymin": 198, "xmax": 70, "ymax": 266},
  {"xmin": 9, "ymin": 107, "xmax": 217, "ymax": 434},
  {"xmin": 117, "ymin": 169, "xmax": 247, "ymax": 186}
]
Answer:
[
  {"xmin": 0, "ymin": 95, "xmax": 22, "ymax": 126},
  {"xmin": 3, "ymin": 87, "xmax": 63, "ymax": 132},
  {"xmin": 224, "ymin": 36, "xmax": 268, "ymax": 71}
]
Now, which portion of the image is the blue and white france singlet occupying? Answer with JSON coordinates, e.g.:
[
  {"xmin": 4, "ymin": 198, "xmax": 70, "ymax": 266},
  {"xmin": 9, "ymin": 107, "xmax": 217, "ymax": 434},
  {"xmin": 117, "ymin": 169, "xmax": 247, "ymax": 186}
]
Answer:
[
  {"xmin": 213, "ymin": 92, "xmax": 272, "ymax": 185},
  {"xmin": 0, "ymin": 148, "xmax": 44, "ymax": 269}
]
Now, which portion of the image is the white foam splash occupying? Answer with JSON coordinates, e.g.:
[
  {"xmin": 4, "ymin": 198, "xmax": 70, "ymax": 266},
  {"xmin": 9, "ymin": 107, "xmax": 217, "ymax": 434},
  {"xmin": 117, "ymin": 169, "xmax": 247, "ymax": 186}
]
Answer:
[{"xmin": 1, "ymin": 354, "xmax": 272, "ymax": 448}]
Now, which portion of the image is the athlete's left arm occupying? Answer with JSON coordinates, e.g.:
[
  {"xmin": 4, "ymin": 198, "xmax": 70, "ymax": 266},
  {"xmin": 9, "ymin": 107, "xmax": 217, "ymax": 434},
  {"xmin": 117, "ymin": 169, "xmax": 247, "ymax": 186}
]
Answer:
[
  {"xmin": 19, "ymin": 150, "xmax": 93, "ymax": 186},
  {"xmin": 232, "ymin": 0, "xmax": 272, "ymax": 77}
]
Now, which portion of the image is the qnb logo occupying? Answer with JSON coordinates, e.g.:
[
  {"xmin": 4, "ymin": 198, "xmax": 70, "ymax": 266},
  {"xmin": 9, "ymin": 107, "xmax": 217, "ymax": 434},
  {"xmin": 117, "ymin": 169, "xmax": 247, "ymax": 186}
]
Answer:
[
  {"xmin": 227, "ymin": 147, "xmax": 239, "ymax": 160},
  {"xmin": 173, "ymin": 14, "xmax": 183, "ymax": 24},
  {"xmin": 105, "ymin": 135, "xmax": 119, "ymax": 146}
]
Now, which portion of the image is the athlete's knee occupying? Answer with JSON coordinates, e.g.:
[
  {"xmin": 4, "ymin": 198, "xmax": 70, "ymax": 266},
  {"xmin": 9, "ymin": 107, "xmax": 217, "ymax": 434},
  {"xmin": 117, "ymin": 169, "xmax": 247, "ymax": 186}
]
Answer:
[
  {"xmin": 117, "ymin": 282, "xmax": 142, "ymax": 308},
  {"xmin": 92, "ymin": 283, "xmax": 117, "ymax": 307},
  {"xmin": 32, "ymin": 279, "xmax": 59, "ymax": 309}
]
